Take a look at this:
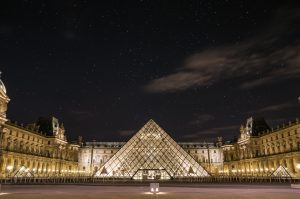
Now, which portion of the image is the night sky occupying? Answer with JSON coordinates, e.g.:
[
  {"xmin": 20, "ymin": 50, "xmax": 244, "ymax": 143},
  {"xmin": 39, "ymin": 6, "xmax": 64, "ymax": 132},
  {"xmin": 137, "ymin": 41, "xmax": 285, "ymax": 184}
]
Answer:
[{"xmin": 1, "ymin": 0, "xmax": 300, "ymax": 142}]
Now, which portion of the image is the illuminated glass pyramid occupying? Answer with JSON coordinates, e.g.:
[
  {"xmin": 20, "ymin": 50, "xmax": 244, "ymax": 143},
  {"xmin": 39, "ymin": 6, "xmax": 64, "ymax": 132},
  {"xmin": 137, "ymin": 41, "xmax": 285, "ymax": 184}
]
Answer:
[
  {"xmin": 12, "ymin": 166, "xmax": 34, "ymax": 177},
  {"xmin": 271, "ymin": 165, "xmax": 295, "ymax": 178},
  {"xmin": 94, "ymin": 119, "xmax": 210, "ymax": 179}
]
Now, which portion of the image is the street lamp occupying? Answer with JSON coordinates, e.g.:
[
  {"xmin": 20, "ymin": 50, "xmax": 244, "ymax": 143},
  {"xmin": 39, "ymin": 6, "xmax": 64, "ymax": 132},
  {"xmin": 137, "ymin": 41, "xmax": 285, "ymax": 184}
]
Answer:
[{"xmin": 6, "ymin": 166, "xmax": 13, "ymax": 177}]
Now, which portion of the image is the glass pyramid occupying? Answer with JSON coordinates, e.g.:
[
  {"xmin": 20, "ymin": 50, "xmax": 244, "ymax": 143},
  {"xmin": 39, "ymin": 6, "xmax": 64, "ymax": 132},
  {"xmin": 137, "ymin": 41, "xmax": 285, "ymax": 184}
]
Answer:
[
  {"xmin": 271, "ymin": 165, "xmax": 295, "ymax": 178},
  {"xmin": 94, "ymin": 119, "xmax": 210, "ymax": 179},
  {"xmin": 12, "ymin": 166, "xmax": 34, "ymax": 177}
]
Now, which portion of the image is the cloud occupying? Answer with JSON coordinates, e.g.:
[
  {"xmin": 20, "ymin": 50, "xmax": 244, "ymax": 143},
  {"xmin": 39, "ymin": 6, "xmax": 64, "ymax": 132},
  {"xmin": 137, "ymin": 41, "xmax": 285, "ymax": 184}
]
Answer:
[
  {"xmin": 117, "ymin": 130, "xmax": 135, "ymax": 136},
  {"xmin": 253, "ymin": 102, "xmax": 297, "ymax": 113},
  {"xmin": 190, "ymin": 114, "xmax": 215, "ymax": 126},
  {"xmin": 145, "ymin": 72, "xmax": 212, "ymax": 92},
  {"xmin": 213, "ymin": 125, "xmax": 240, "ymax": 131},
  {"xmin": 144, "ymin": 8, "xmax": 300, "ymax": 93}
]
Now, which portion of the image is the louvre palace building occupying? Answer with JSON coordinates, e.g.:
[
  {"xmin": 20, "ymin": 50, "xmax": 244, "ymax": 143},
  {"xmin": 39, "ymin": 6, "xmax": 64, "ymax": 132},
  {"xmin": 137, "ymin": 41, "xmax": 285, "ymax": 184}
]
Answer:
[{"xmin": 0, "ymin": 75, "xmax": 300, "ymax": 179}]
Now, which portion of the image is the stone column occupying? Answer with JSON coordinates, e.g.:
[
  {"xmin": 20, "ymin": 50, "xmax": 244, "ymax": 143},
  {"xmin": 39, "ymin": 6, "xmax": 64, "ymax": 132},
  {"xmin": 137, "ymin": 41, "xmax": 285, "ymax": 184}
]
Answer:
[
  {"xmin": 293, "ymin": 157, "xmax": 300, "ymax": 176},
  {"xmin": 0, "ymin": 156, "xmax": 6, "ymax": 177},
  {"xmin": 290, "ymin": 158, "xmax": 295, "ymax": 172}
]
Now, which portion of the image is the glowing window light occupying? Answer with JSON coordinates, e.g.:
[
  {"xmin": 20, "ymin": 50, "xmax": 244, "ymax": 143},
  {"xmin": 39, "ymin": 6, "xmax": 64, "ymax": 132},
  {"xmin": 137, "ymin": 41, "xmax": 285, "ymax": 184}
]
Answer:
[{"xmin": 296, "ymin": 164, "xmax": 300, "ymax": 169}]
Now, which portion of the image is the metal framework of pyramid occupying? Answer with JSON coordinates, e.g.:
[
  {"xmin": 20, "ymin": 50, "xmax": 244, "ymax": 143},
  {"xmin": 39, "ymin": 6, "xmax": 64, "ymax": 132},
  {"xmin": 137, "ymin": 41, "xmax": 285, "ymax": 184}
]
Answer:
[
  {"xmin": 271, "ymin": 165, "xmax": 295, "ymax": 178},
  {"xmin": 94, "ymin": 119, "xmax": 210, "ymax": 179},
  {"xmin": 12, "ymin": 166, "xmax": 34, "ymax": 177}
]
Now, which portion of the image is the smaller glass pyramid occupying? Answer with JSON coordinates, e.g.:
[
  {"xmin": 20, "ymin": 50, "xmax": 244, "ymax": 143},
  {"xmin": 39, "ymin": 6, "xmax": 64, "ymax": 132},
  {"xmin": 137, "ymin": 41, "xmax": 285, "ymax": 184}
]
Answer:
[
  {"xmin": 271, "ymin": 165, "xmax": 295, "ymax": 178},
  {"xmin": 12, "ymin": 166, "xmax": 34, "ymax": 177},
  {"xmin": 94, "ymin": 119, "xmax": 210, "ymax": 179}
]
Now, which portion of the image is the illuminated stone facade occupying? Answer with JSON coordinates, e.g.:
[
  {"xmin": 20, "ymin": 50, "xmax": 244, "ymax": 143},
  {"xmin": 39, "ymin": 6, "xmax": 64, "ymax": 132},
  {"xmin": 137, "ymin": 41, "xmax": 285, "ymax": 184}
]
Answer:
[
  {"xmin": 0, "ymin": 75, "xmax": 79, "ymax": 178},
  {"xmin": 79, "ymin": 118, "xmax": 300, "ymax": 179},
  {"xmin": 1, "ymin": 74, "xmax": 299, "ymax": 179},
  {"xmin": 222, "ymin": 117, "xmax": 300, "ymax": 177}
]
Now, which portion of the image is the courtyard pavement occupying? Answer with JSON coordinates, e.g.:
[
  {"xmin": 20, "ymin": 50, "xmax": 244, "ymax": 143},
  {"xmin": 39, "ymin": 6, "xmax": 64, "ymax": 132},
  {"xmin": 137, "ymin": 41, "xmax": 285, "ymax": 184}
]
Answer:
[{"xmin": 0, "ymin": 184, "xmax": 300, "ymax": 199}]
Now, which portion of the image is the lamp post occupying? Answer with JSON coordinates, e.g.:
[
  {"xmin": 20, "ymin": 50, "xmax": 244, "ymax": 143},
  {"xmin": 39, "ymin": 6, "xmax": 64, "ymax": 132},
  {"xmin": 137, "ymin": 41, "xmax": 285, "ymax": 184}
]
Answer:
[
  {"xmin": 205, "ymin": 142, "xmax": 211, "ymax": 173},
  {"xmin": 7, "ymin": 165, "xmax": 13, "ymax": 177},
  {"xmin": 90, "ymin": 140, "xmax": 95, "ymax": 175},
  {"xmin": 0, "ymin": 124, "xmax": 3, "ymax": 156}
]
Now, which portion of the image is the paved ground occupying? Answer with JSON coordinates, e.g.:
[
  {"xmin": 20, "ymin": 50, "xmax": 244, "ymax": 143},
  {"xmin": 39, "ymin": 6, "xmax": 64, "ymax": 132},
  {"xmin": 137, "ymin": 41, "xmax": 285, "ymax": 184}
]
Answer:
[{"xmin": 0, "ymin": 184, "xmax": 300, "ymax": 199}]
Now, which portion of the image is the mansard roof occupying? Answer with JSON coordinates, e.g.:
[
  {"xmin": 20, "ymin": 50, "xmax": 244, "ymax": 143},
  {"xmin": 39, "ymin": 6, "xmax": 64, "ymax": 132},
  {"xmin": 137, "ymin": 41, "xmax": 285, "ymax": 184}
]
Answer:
[{"xmin": 246, "ymin": 117, "xmax": 271, "ymax": 136}]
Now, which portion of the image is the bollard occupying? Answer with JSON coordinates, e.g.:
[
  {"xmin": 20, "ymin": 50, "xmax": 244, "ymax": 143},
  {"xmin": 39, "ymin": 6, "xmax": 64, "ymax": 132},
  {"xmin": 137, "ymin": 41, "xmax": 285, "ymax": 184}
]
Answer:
[{"xmin": 150, "ymin": 183, "xmax": 159, "ymax": 194}]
